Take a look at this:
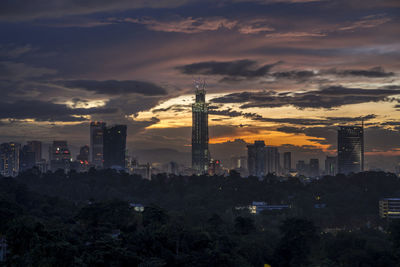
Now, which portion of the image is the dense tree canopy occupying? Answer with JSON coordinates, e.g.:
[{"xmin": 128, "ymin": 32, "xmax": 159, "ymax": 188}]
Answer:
[{"xmin": 0, "ymin": 170, "xmax": 399, "ymax": 266}]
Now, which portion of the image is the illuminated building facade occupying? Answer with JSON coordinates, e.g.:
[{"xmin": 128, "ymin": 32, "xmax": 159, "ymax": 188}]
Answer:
[
  {"xmin": 103, "ymin": 125, "xmax": 127, "ymax": 169},
  {"xmin": 0, "ymin": 142, "xmax": 21, "ymax": 177},
  {"xmin": 338, "ymin": 126, "xmax": 364, "ymax": 174},
  {"xmin": 49, "ymin": 140, "xmax": 71, "ymax": 172},
  {"xmin": 208, "ymin": 159, "xmax": 223, "ymax": 176},
  {"xmin": 90, "ymin": 121, "xmax": 106, "ymax": 168},
  {"xmin": 191, "ymin": 81, "xmax": 209, "ymax": 175},
  {"xmin": 379, "ymin": 198, "xmax": 400, "ymax": 219}
]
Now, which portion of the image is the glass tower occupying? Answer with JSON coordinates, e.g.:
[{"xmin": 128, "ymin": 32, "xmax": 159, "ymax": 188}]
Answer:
[
  {"xmin": 338, "ymin": 126, "xmax": 364, "ymax": 174},
  {"xmin": 103, "ymin": 125, "xmax": 127, "ymax": 169},
  {"xmin": 90, "ymin": 121, "xmax": 106, "ymax": 168},
  {"xmin": 192, "ymin": 81, "xmax": 209, "ymax": 175}
]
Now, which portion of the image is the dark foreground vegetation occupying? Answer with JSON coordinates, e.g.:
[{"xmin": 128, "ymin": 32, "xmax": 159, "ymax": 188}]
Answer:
[{"xmin": 1, "ymin": 170, "xmax": 400, "ymax": 266}]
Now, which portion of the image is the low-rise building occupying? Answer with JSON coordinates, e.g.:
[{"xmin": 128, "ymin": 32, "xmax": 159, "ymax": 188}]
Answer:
[
  {"xmin": 379, "ymin": 198, "xmax": 400, "ymax": 219},
  {"xmin": 249, "ymin": 201, "xmax": 290, "ymax": 214}
]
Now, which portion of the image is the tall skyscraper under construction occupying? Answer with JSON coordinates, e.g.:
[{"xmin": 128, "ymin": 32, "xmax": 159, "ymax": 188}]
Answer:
[
  {"xmin": 338, "ymin": 125, "xmax": 364, "ymax": 174},
  {"xmin": 192, "ymin": 80, "xmax": 209, "ymax": 175}
]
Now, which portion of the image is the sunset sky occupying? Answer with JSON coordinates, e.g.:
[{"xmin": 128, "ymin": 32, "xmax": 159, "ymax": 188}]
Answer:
[{"xmin": 0, "ymin": 0, "xmax": 399, "ymax": 169}]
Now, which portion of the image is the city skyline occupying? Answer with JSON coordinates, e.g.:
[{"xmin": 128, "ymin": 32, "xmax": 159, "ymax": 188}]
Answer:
[{"xmin": 0, "ymin": 0, "xmax": 399, "ymax": 171}]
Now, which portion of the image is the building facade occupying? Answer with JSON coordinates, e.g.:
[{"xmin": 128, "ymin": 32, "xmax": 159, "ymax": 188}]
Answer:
[
  {"xmin": 49, "ymin": 141, "xmax": 71, "ymax": 172},
  {"xmin": 283, "ymin": 152, "xmax": 291, "ymax": 174},
  {"xmin": 27, "ymin": 141, "xmax": 42, "ymax": 163},
  {"xmin": 90, "ymin": 121, "xmax": 106, "ymax": 168},
  {"xmin": 338, "ymin": 126, "xmax": 364, "ymax": 174},
  {"xmin": 309, "ymin": 158, "xmax": 320, "ymax": 177},
  {"xmin": 265, "ymin": 146, "xmax": 280, "ymax": 175},
  {"xmin": 103, "ymin": 125, "xmax": 127, "ymax": 169},
  {"xmin": 325, "ymin": 156, "xmax": 337, "ymax": 176},
  {"xmin": 247, "ymin": 141, "xmax": 266, "ymax": 178},
  {"xmin": 296, "ymin": 160, "xmax": 307, "ymax": 176},
  {"xmin": 192, "ymin": 81, "xmax": 209, "ymax": 175},
  {"xmin": 379, "ymin": 198, "xmax": 400, "ymax": 219},
  {"xmin": 0, "ymin": 142, "xmax": 21, "ymax": 177},
  {"xmin": 20, "ymin": 145, "xmax": 36, "ymax": 171}
]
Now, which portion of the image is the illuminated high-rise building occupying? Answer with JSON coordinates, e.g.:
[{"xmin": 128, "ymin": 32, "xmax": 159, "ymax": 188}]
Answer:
[
  {"xmin": 192, "ymin": 80, "xmax": 209, "ymax": 175},
  {"xmin": 0, "ymin": 142, "xmax": 21, "ymax": 177},
  {"xmin": 103, "ymin": 125, "xmax": 127, "ymax": 169},
  {"xmin": 49, "ymin": 140, "xmax": 71, "ymax": 172},
  {"xmin": 338, "ymin": 126, "xmax": 364, "ymax": 174},
  {"xmin": 90, "ymin": 121, "xmax": 106, "ymax": 168},
  {"xmin": 77, "ymin": 145, "xmax": 90, "ymax": 163}
]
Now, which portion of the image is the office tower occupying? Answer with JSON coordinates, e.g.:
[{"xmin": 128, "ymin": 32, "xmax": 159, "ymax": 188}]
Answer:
[
  {"xmin": 192, "ymin": 80, "xmax": 209, "ymax": 175},
  {"xmin": 103, "ymin": 125, "xmax": 127, "ymax": 169},
  {"xmin": 27, "ymin": 141, "xmax": 42, "ymax": 163},
  {"xmin": 247, "ymin": 141, "xmax": 266, "ymax": 177},
  {"xmin": 283, "ymin": 152, "xmax": 291, "ymax": 173},
  {"xmin": 265, "ymin": 146, "xmax": 280, "ymax": 175},
  {"xmin": 90, "ymin": 121, "xmax": 106, "ymax": 168},
  {"xmin": 0, "ymin": 142, "xmax": 21, "ymax": 177},
  {"xmin": 49, "ymin": 141, "xmax": 71, "ymax": 172},
  {"xmin": 20, "ymin": 145, "xmax": 36, "ymax": 171},
  {"xmin": 296, "ymin": 160, "xmax": 307, "ymax": 176},
  {"xmin": 325, "ymin": 156, "xmax": 337, "ymax": 176},
  {"xmin": 309, "ymin": 158, "xmax": 319, "ymax": 177},
  {"xmin": 77, "ymin": 145, "xmax": 89, "ymax": 163},
  {"xmin": 338, "ymin": 126, "xmax": 364, "ymax": 174}
]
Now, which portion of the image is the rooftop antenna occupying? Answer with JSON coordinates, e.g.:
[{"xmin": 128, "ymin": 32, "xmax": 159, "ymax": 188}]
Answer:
[{"xmin": 194, "ymin": 78, "xmax": 206, "ymax": 91}]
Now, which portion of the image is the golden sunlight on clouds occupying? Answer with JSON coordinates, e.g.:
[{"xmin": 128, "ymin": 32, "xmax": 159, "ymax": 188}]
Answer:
[
  {"xmin": 64, "ymin": 99, "xmax": 108, "ymax": 109},
  {"xmin": 135, "ymin": 90, "xmax": 400, "ymax": 151}
]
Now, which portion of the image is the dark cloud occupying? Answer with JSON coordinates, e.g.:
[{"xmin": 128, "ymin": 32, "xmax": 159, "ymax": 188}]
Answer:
[
  {"xmin": 276, "ymin": 126, "xmax": 305, "ymax": 134},
  {"xmin": 60, "ymin": 80, "xmax": 167, "ymax": 96},
  {"xmin": 0, "ymin": 61, "xmax": 57, "ymax": 80},
  {"xmin": 0, "ymin": 0, "xmax": 191, "ymax": 21},
  {"xmin": 212, "ymin": 86, "xmax": 400, "ymax": 109},
  {"xmin": 272, "ymin": 70, "xmax": 316, "ymax": 80},
  {"xmin": 210, "ymin": 106, "xmax": 376, "ymax": 126},
  {"xmin": 0, "ymin": 44, "xmax": 34, "ymax": 58},
  {"xmin": 152, "ymin": 104, "xmax": 189, "ymax": 113},
  {"xmin": 381, "ymin": 121, "xmax": 400, "ymax": 126},
  {"xmin": 209, "ymin": 108, "xmax": 244, "ymax": 117},
  {"xmin": 177, "ymin": 59, "xmax": 280, "ymax": 78},
  {"xmin": 325, "ymin": 66, "xmax": 394, "ymax": 78},
  {"xmin": 0, "ymin": 100, "xmax": 116, "ymax": 122}
]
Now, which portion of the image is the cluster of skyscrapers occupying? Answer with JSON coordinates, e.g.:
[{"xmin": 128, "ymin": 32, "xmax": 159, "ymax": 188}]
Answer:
[
  {"xmin": 0, "ymin": 123, "xmax": 127, "ymax": 177},
  {"xmin": 245, "ymin": 125, "xmax": 364, "ymax": 178},
  {"xmin": 190, "ymin": 82, "xmax": 365, "ymax": 178},
  {"xmin": 0, "ymin": 81, "xmax": 367, "ymax": 179}
]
